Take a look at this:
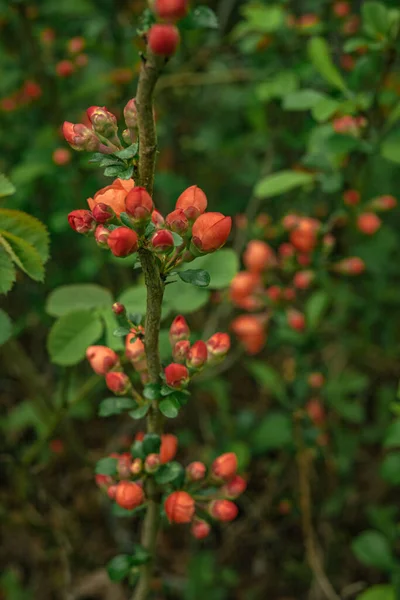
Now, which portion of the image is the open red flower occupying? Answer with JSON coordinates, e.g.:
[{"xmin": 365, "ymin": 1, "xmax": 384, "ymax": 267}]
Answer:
[{"xmin": 87, "ymin": 178, "xmax": 135, "ymax": 217}]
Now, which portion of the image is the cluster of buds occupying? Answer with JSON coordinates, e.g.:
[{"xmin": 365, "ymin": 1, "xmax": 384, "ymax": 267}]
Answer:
[
  {"xmin": 146, "ymin": 0, "xmax": 190, "ymax": 57},
  {"xmin": 86, "ymin": 344, "xmax": 132, "ymax": 395},
  {"xmin": 63, "ymin": 105, "xmax": 123, "ymax": 154},
  {"xmin": 164, "ymin": 315, "xmax": 231, "ymax": 388},
  {"xmin": 0, "ymin": 79, "xmax": 42, "ymax": 113},
  {"xmin": 342, "ymin": 191, "xmax": 396, "ymax": 236},
  {"xmin": 229, "ymin": 211, "xmax": 368, "ymax": 354},
  {"xmin": 332, "ymin": 114, "xmax": 367, "ymax": 136}
]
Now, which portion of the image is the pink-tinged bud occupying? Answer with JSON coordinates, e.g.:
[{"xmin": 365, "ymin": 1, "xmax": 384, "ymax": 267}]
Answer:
[
  {"xmin": 165, "ymin": 491, "xmax": 195, "ymax": 523},
  {"xmin": 160, "ymin": 434, "xmax": 178, "ymax": 464},
  {"xmin": 282, "ymin": 214, "xmax": 300, "ymax": 230},
  {"xmin": 107, "ymin": 227, "xmax": 138, "ymax": 257},
  {"xmin": 187, "ymin": 341, "xmax": 208, "ymax": 369},
  {"xmin": 67, "ymin": 36, "xmax": 85, "ymax": 54},
  {"xmin": 243, "ymin": 240, "xmax": 276, "ymax": 273},
  {"xmin": 230, "ymin": 272, "xmax": 261, "ymax": 309},
  {"xmin": 266, "ymin": 285, "xmax": 282, "ymax": 302},
  {"xmin": 222, "ymin": 475, "xmax": 247, "ymax": 499},
  {"xmin": 86, "ymin": 345, "xmax": 119, "ymax": 375},
  {"xmin": 164, "ymin": 363, "xmax": 189, "ymax": 388},
  {"xmin": 169, "ymin": 315, "xmax": 190, "ymax": 344},
  {"xmin": 172, "ymin": 340, "xmax": 191, "ymax": 363},
  {"xmin": 148, "ymin": 24, "xmax": 180, "ymax": 57},
  {"xmin": 206, "ymin": 333, "xmax": 230, "ymax": 359},
  {"xmin": 145, "ymin": 453, "xmax": 161, "ymax": 473},
  {"xmin": 154, "ymin": 0, "xmax": 188, "ymax": 21},
  {"xmin": 151, "ymin": 229, "xmax": 174, "ymax": 253},
  {"xmin": 343, "ymin": 189, "xmax": 360, "ymax": 206},
  {"xmin": 115, "ymin": 481, "xmax": 144, "ymax": 510},
  {"xmin": 333, "ymin": 257, "xmax": 365, "ymax": 275},
  {"xmin": 130, "ymin": 458, "xmax": 143, "ymax": 475},
  {"xmin": 290, "ymin": 220, "xmax": 318, "ymax": 254},
  {"xmin": 175, "ymin": 185, "xmax": 207, "ymax": 218},
  {"xmin": 209, "ymin": 499, "xmax": 238, "ymax": 522},
  {"xmin": 212, "ymin": 452, "xmax": 237, "ymax": 481},
  {"xmin": 152, "ymin": 210, "xmax": 165, "ymax": 227},
  {"xmin": 87, "ymin": 106, "xmax": 118, "ymax": 139},
  {"xmin": 56, "ymin": 59, "xmax": 74, "ymax": 77},
  {"xmin": 68, "ymin": 209, "xmax": 95, "ymax": 234},
  {"xmin": 306, "ymin": 398, "xmax": 326, "ymax": 426},
  {"xmin": 165, "ymin": 209, "xmax": 189, "ymax": 234},
  {"xmin": 62, "ymin": 121, "xmax": 99, "ymax": 152},
  {"xmin": 357, "ymin": 212, "xmax": 381, "ymax": 235},
  {"xmin": 123, "ymin": 98, "xmax": 137, "ymax": 129},
  {"xmin": 191, "ymin": 212, "xmax": 232, "ymax": 253},
  {"xmin": 293, "ymin": 270, "xmax": 315, "ymax": 290},
  {"xmin": 125, "ymin": 334, "xmax": 146, "ymax": 362},
  {"xmin": 117, "ymin": 453, "xmax": 132, "ymax": 479},
  {"xmin": 333, "ymin": 1, "xmax": 350, "ymax": 17},
  {"xmin": 52, "ymin": 148, "xmax": 71, "ymax": 165},
  {"xmin": 186, "ymin": 461, "xmax": 206, "ymax": 481},
  {"xmin": 112, "ymin": 302, "xmax": 125, "ymax": 316},
  {"xmin": 279, "ymin": 243, "xmax": 295, "ymax": 259},
  {"xmin": 297, "ymin": 253, "xmax": 311, "ymax": 267},
  {"xmin": 125, "ymin": 187, "xmax": 154, "ymax": 223},
  {"xmin": 92, "ymin": 202, "xmax": 115, "ymax": 224},
  {"xmin": 96, "ymin": 474, "xmax": 113, "ymax": 489},
  {"xmin": 369, "ymin": 195, "xmax": 397, "ymax": 212},
  {"xmin": 94, "ymin": 225, "xmax": 110, "ymax": 247},
  {"xmin": 287, "ymin": 308, "xmax": 305, "ymax": 332},
  {"xmin": 107, "ymin": 484, "xmax": 118, "ymax": 499},
  {"xmin": 231, "ymin": 315, "xmax": 266, "ymax": 355},
  {"xmin": 283, "ymin": 287, "xmax": 296, "ymax": 302},
  {"xmin": 105, "ymin": 372, "xmax": 131, "ymax": 395},
  {"xmin": 191, "ymin": 519, "xmax": 211, "ymax": 539},
  {"xmin": 308, "ymin": 372, "xmax": 325, "ymax": 389}
]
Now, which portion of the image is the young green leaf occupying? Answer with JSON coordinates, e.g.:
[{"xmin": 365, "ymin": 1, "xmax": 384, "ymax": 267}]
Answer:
[
  {"xmin": 308, "ymin": 37, "xmax": 347, "ymax": 92},
  {"xmin": 95, "ymin": 457, "xmax": 118, "ymax": 476},
  {"xmin": 178, "ymin": 269, "xmax": 211, "ymax": 288},
  {"xmin": 159, "ymin": 396, "xmax": 181, "ymax": 418},
  {"xmin": 98, "ymin": 397, "xmax": 136, "ymax": 417}
]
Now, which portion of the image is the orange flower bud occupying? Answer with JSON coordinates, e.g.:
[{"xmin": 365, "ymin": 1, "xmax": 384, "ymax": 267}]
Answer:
[
  {"xmin": 175, "ymin": 185, "xmax": 207, "ymax": 219},
  {"xmin": 56, "ymin": 59, "xmax": 74, "ymax": 77},
  {"xmin": 115, "ymin": 481, "xmax": 144, "ymax": 510},
  {"xmin": 92, "ymin": 202, "xmax": 115, "ymax": 223},
  {"xmin": 231, "ymin": 315, "xmax": 266, "ymax": 355},
  {"xmin": 165, "ymin": 208, "xmax": 189, "ymax": 234},
  {"xmin": 191, "ymin": 212, "xmax": 232, "ymax": 253},
  {"xmin": 266, "ymin": 285, "xmax": 282, "ymax": 302},
  {"xmin": 333, "ymin": 257, "xmax": 365, "ymax": 275},
  {"xmin": 68, "ymin": 209, "xmax": 95, "ymax": 233},
  {"xmin": 164, "ymin": 491, "xmax": 195, "ymax": 523},
  {"xmin": 87, "ymin": 179, "xmax": 135, "ymax": 217},
  {"xmin": 52, "ymin": 148, "xmax": 71, "ymax": 165},
  {"xmin": 209, "ymin": 499, "xmax": 238, "ymax": 522},
  {"xmin": 306, "ymin": 398, "xmax": 326, "ymax": 426},
  {"xmin": 369, "ymin": 195, "xmax": 397, "ymax": 211},
  {"xmin": 230, "ymin": 271, "xmax": 261, "ymax": 309},
  {"xmin": 154, "ymin": 0, "xmax": 188, "ymax": 21},
  {"xmin": 206, "ymin": 332, "xmax": 230, "ymax": 359},
  {"xmin": 308, "ymin": 372, "xmax": 325, "ymax": 389},
  {"xmin": 290, "ymin": 223, "xmax": 318, "ymax": 254},
  {"xmin": 125, "ymin": 333, "xmax": 145, "ymax": 362},
  {"xmin": 186, "ymin": 461, "xmax": 206, "ymax": 481},
  {"xmin": 278, "ymin": 243, "xmax": 295, "ymax": 259},
  {"xmin": 357, "ymin": 212, "xmax": 381, "ymax": 235},
  {"xmin": 107, "ymin": 227, "xmax": 138, "ymax": 257},
  {"xmin": 67, "ymin": 36, "xmax": 85, "ymax": 54},
  {"xmin": 187, "ymin": 340, "xmax": 208, "ymax": 369},
  {"xmin": 86, "ymin": 345, "xmax": 119, "ymax": 375},
  {"xmin": 221, "ymin": 475, "xmax": 247, "ymax": 499},
  {"xmin": 343, "ymin": 189, "xmax": 360, "ymax": 206},
  {"xmin": 151, "ymin": 229, "xmax": 174, "ymax": 253},
  {"xmin": 164, "ymin": 363, "xmax": 189, "ymax": 388},
  {"xmin": 243, "ymin": 240, "xmax": 276, "ymax": 273},
  {"xmin": 191, "ymin": 519, "xmax": 211, "ymax": 539},
  {"xmin": 287, "ymin": 308, "xmax": 305, "ymax": 332},
  {"xmin": 172, "ymin": 340, "xmax": 191, "ymax": 363},
  {"xmin": 212, "ymin": 452, "xmax": 237, "ymax": 481},
  {"xmin": 148, "ymin": 24, "xmax": 180, "ymax": 56},
  {"xmin": 293, "ymin": 270, "xmax": 314, "ymax": 290},
  {"xmin": 333, "ymin": 1, "xmax": 350, "ymax": 17},
  {"xmin": 169, "ymin": 315, "xmax": 190, "ymax": 344},
  {"xmin": 160, "ymin": 434, "xmax": 178, "ymax": 464},
  {"xmin": 105, "ymin": 372, "xmax": 131, "ymax": 395},
  {"xmin": 125, "ymin": 187, "xmax": 154, "ymax": 223},
  {"xmin": 107, "ymin": 484, "xmax": 118, "ymax": 499}
]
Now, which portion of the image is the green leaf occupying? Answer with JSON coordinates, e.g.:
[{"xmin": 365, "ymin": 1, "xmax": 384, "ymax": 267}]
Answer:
[
  {"xmin": 384, "ymin": 420, "xmax": 400, "ymax": 448},
  {"xmin": 163, "ymin": 279, "xmax": 209, "ymax": 314},
  {"xmin": 0, "ymin": 308, "xmax": 12, "ymax": 345},
  {"xmin": 100, "ymin": 309, "xmax": 124, "ymax": 351},
  {"xmin": 107, "ymin": 554, "xmax": 133, "ymax": 582},
  {"xmin": 305, "ymin": 291, "xmax": 329, "ymax": 330},
  {"xmin": 171, "ymin": 231, "xmax": 184, "ymax": 246},
  {"xmin": 0, "ymin": 245, "xmax": 16, "ymax": 294},
  {"xmin": 119, "ymin": 212, "xmax": 135, "ymax": 229},
  {"xmin": 312, "ymin": 97, "xmax": 341, "ymax": 122},
  {"xmin": 308, "ymin": 37, "xmax": 347, "ymax": 92},
  {"xmin": 113, "ymin": 143, "xmax": 139, "ymax": 159},
  {"xmin": 119, "ymin": 285, "xmax": 147, "ymax": 315},
  {"xmin": 254, "ymin": 170, "xmax": 314, "ymax": 199},
  {"xmin": 252, "ymin": 412, "xmax": 292, "ymax": 454},
  {"xmin": 178, "ymin": 269, "xmax": 210, "ymax": 288},
  {"xmin": 103, "ymin": 165, "xmax": 128, "ymax": 177},
  {"xmin": 142, "ymin": 433, "xmax": 161, "ymax": 455},
  {"xmin": 98, "ymin": 397, "xmax": 136, "ymax": 417},
  {"xmin": 190, "ymin": 6, "xmax": 219, "ymax": 29},
  {"xmin": 0, "ymin": 231, "xmax": 45, "ymax": 282},
  {"xmin": 113, "ymin": 326, "xmax": 131, "ymax": 337},
  {"xmin": 155, "ymin": 461, "xmax": 184, "ymax": 484},
  {"xmin": 189, "ymin": 249, "xmax": 239, "ymax": 289},
  {"xmin": 362, "ymin": 2, "xmax": 390, "ymax": 38},
  {"xmin": 0, "ymin": 173, "xmax": 16, "ymax": 198},
  {"xmin": 47, "ymin": 310, "xmax": 103, "ymax": 365},
  {"xmin": 0, "ymin": 209, "xmax": 49, "ymax": 263},
  {"xmin": 130, "ymin": 440, "xmax": 144, "ymax": 459},
  {"xmin": 130, "ymin": 545, "xmax": 151, "ymax": 566},
  {"xmin": 381, "ymin": 128, "xmax": 400, "ymax": 164},
  {"xmin": 282, "ymin": 89, "xmax": 327, "ymax": 111},
  {"xmin": 95, "ymin": 457, "xmax": 118, "ymax": 476},
  {"xmin": 129, "ymin": 403, "xmax": 150, "ymax": 419},
  {"xmin": 143, "ymin": 383, "xmax": 162, "ymax": 401},
  {"xmin": 245, "ymin": 361, "xmax": 286, "ymax": 401},
  {"xmin": 357, "ymin": 585, "xmax": 395, "ymax": 600},
  {"xmin": 352, "ymin": 530, "xmax": 394, "ymax": 572},
  {"xmin": 380, "ymin": 453, "xmax": 400, "ymax": 485},
  {"xmin": 159, "ymin": 396, "xmax": 181, "ymax": 418},
  {"xmin": 46, "ymin": 284, "xmax": 113, "ymax": 317}
]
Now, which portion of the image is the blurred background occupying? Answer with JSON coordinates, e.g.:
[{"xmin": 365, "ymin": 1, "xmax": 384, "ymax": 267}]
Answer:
[{"xmin": 1, "ymin": 0, "xmax": 400, "ymax": 598}]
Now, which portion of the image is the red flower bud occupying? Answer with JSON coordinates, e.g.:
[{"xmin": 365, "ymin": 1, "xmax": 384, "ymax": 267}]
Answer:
[
  {"xmin": 343, "ymin": 189, "xmax": 360, "ymax": 206},
  {"xmin": 148, "ymin": 24, "xmax": 180, "ymax": 57},
  {"xmin": 92, "ymin": 202, "xmax": 115, "ymax": 223},
  {"xmin": 279, "ymin": 243, "xmax": 295, "ymax": 259},
  {"xmin": 94, "ymin": 225, "xmax": 110, "ymax": 247},
  {"xmin": 154, "ymin": 0, "xmax": 188, "ymax": 21},
  {"xmin": 230, "ymin": 271, "xmax": 262, "ymax": 310},
  {"xmin": 209, "ymin": 499, "xmax": 238, "ymax": 522},
  {"xmin": 306, "ymin": 398, "xmax": 326, "ymax": 426},
  {"xmin": 152, "ymin": 210, "xmax": 165, "ymax": 227},
  {"xmin": 165, "ymin": 209, "xmax": 189, "ymax": 234},
  {"xmin": 107, "ymin": 484, "xmax": 118, "ymax": 499},
  {"xmin": 112, "ymin": 302, "xmax": 126, "ymax": 315},
  {"xmin": 151, "ymin": 229, "xmax": 174, "ymax": 253},
  {"xmin": 187, "ymin": 340, "xmax": 208, "ymax": 369},
  {"xmin": 125, "ymin": 187, "xmax": 154, "ymax": 223},
  {"xmin": 231, "ymin": 315, "xmax": 266, "ymax": 355},
  {"xmin": 369, "ymin": 195, "xmax": 397, "ymax": 211},
  {"xmin": 308, "ymin": 372, "xmax": 325, "ymax": 389},
  {"xmin": 56, "ymin": 59, "xmax": 74, "ymax": 77},
  {"xmin": 116, "ymin": 453, "xmax": 132, "ymax": 479},
  {"xmin": 115, "ymin": 481, "xmax": 144, "ymax": 510},
  {"xmin": 86, "ymin": 345, "xmax": 119, "ymax": 375},
  {"xmin": 243, "ymin": 240, "xmax": 276, "ymax": 273},
  {"xmin": 68, "ymin": 209, "xmax": 95, "ymax": 233},
  {"xmin": 164, "ymin": 363, "xmax": 189, "ymax": 388},
  {"xmin": 105, "ymin": 372, "xmax": 131, "ymax": 395},
  {"xmin": 283, "ymin": 287, "xmax": 296, "ymax": 302},
  {"xmin": 172, "ymin": 340, "xmax": 191, "ymax": 363},
  {"xmin": 160, "ymin": 434, "xmax": 178, "ymax": 464},
  {"xmin": 175, "ymin": 185, "xmax": 207, "ymax": 218},
  {"xmin": 290, "ymin": 223, "xmax": 318, "ymax": 254},
  {"xmin": 266, "ymin": 285, "xmax": 282, "ymax": 302},
  {"xmin": 169, "ymin": 315, "xmax": 190, "ymax": 344},
  {"xmin": 297, "ymin": 253, "xmax": 311, "ymax": 267},
  {"xmin": 125, "ymin": 334, "xmax": 146, "ymax": 362},
  {"xmin": 96, "ymin": 474, "xmax": 113, "ymax": 489},
  {"xmin": 333, "ymin": 256, "xmax": 365, "ymax": 275},
  {"xmin": 206, "ymin": 332, "xmax": 231, "ymax": 359},
  {"xmin": 333, "ymin": 1, "xmax": 350, "ymax": 17},
  {"xmin": 123, "ymin": 98, "xmax": 137, "ymax": 129},
  {"xmin": 191, "ymin": 212, "xmax": 232, "ymax": 253},
  {"xmin": 86, "ymin": 106, "xmax": 118, "ymax": 139},
  {"xmin": 287, "ymin": 308, "xmax": 305, "ymax": 331},
  {"xmin": 145, "ymin": 453, "xmax": 160, "ymax": 473},
  {"xmin": 191, "ymin": 519, "xmax": 211, "ymax": 539},
  {"xmin": 212, "ymin": 452, "xmax": 238, "ymax": 481},
  {"xmin": 357, "ymin": 212, "xmax": 381, "ymax": 235},
  {"xmin": 186, "ymin": 461, "xmax": 206, "ymax": 481},
  {"xmin": 52, "ymin": 148, "xmax": 71, "ymax": 165},
  {"xmin": 62, "ymin": 121, "xmax": 99, "ymax": 152},
  {"xmin": 165, "ymin": 491, "xmax": 195, "ymax": 523},
  {"xmin": 107, "ymin": 227, "xmax": 138, "ymax": 257},
  {"xmin": 221, "ymin": 475, "xmax": 247, "ymax": 499},
  {"xmin": 67, "ymin": 36, "xmax": 85, "ymax": 54},
  {"xmin": 293, "ymin": 270, "xmax": 315, "ymax": 290}
]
